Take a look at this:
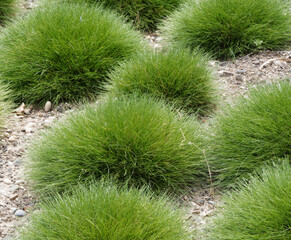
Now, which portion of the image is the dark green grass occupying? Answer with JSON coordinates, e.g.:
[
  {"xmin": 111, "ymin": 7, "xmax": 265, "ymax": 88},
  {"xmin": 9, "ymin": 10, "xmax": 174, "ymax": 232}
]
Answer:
[
  {"xmin": 0, "ymin": 0, "xmax": 15, "ymax": 25},
  {"xmin": 205, "ymin": 161, "xmax": 291, "ymax": 240},
  {"xmin": 209, "ymin": 80, "xmax": 291, "ymax": 186},
  {"xmin": 27, "ymin": 94, "xmax": 207, "ymax": 196},
  {"xmin": 42, "ymin": 0, "xmax": 183, "ymax": 32},
  {"xmin": 160, "ymin": 0, "xmax": 291, "ymax": 59},
  {"xmin": 19, "ymin": 181, "xmax": 192, "ymax": 240},
  {"xmin": 0, "ymin": 2, "xmax": 143, "ymax": 106},
  {"xmin": 0, "ymin": 84, "xmax": 12, "ymax": 129},
  {"xmin": 105, "ymin": 48, "xmax": 217, "ymax": 116}
]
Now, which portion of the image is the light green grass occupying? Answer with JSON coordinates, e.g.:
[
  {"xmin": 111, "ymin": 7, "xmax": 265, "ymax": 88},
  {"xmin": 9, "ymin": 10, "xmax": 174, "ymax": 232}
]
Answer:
[
  {"xmin": 205, "ymin": 161, "xmax": 291, "ymax": 240},
  {"xmin": 160, "ymin": 0, "xmax": 291, "ymax": 59},
  {"xmin": 105, "ymin": 48, "xmax": 217, "ymax": 116},
  {"xmin": 0, "ymin": 2, "xmax": 143, "ymax": 106},
  {"xmin": 209, "ymin": 80, "xmax": 291, "ymax": 186},
  {"xmin": 19, "ymin": 181, "xmax": 192, "ymax": 240},
  {"xmin": 27, "ymin": 94, "xmax": 207, "ymax": 197}
]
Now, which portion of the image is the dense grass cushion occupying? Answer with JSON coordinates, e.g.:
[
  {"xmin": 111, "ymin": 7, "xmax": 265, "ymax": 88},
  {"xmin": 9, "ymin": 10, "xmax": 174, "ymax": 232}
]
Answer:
[
  {"xmin": 0, "ymin": 0, "xmax": 15, "ymax": 25},
  {"xmin": 160, "ymin": 0, "xmax": 291, "ymax": 59},
  {"xmin": 43, "ymin": 0, "xmax": 183, "ymax": 32},
  {"xmin": 105, "ymin": 48, "xmax": 217, "ymax": 116},
  {"xmin": 206, "ymin": 161, "xmax": 291, "ymax": 240},
  {"xmin": 209, "ymin": 81, "xmax": 291, "ymax": 186},
  {"xmin": 27, "ymin": 95, "xmax": 207, "ymax": 196},
  {"xmin": 19, "ymin": 182, "xmax": 192, "ymax": 240},
  {"xmin": 0, "ymin": 2, "xmax": 143, "ymax": 105}
]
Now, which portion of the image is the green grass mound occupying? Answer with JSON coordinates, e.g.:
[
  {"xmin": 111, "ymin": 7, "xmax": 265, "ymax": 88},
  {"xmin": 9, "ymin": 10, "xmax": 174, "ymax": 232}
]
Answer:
[
  {"xmin": 105, "ymin": 48, "xmax": 217, "ymax": 116},
  {"xmin": 0, "ymin": 0, "xmax": 15, "ymax": 25},
  {"xmin": 0, "ymin": 2, "xmax": 143, "ymax": 106},
  {"xmin": 28, "ymin": 94, "xmax": 206, "ymax": 196},
  {"xmin": 19, "ymin": 182, "xmax": 192, "ymax": 240},
  {"xmin": 44, "ymin": 0, "xmax": 182, "ymax": 32},
  {"xmin": 206, "ymin": 161, "xmax": 291, "ymax": 240},
  {"xmin": 209, "ymin": 81, "xmax": 291, "ymax": 186},
  {"xmin": 160, "ymin": 0, "xmax": 291, "ymax": 59}
]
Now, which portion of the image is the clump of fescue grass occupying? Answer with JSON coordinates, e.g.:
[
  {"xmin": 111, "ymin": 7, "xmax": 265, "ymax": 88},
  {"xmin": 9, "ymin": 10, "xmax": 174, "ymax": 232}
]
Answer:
[
  {"xmin": 0, "ymin": 0, "xmax": 15, "ymax": 25},
  {"xmin": 27, "ymin": 94, "xmax": 207, "ymax": 196},
  {"xmin": 0, "ymin": 2, "xmax": 143, "ymax": 106},
  {"xmin": 0, "ymin": 84, "xmax": 12, "ymax": 130},
  {"xmin": 19, "ymin": 181, "xmax": 192, "ymax": 240},
  {"xmin": 160, "ymin": 0, "xmax": 291, "ymax": 59},
  {"xmin": 105, "ymin": 48, "xmax": 217, "ymax": 116},
  {"xmin": 205, "ymin": 161, "xmax": 291, "ymax": 240},
  {"xmin": 42, "ymin": 0, "xmax": 182, "ymax": 32},
  {"xmin": 209, "ymin": 80, "xmax": 291, "ymax": 186}
]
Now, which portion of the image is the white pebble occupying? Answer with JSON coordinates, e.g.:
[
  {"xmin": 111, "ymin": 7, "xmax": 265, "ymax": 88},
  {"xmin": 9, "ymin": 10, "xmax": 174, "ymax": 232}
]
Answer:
[{"xmin": 44, "ymin": 101, "xmax": 52, "ymax": 112}]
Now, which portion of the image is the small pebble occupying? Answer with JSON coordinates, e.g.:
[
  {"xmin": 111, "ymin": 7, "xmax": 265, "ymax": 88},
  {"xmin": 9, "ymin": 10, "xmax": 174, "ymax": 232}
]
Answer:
[
  {"xmin": 10, "ymin": 208, "xmax": 17, "ymax": 214},
  {"xmin": 3, "ymin": 179, "xmax": 12, "ymax": 185},
  {"xmin": 218, "ymin": 70, "xmax": 234, "ymax": 77},
  {"xmin": 235, "ymin": 74, "xmax": 243, "ymax": 81},
  {"xmin": 236, "ymin": 69, "xmax": 247, "ymax": 74},
  {"xmin": 9, "ymin": 185, "xmax": 19, "ymax": 193},
  {"xmin": 207, "ymin": 201, "xmax": 216, "ymax": 206},
  {"xmin": 8, "ymin": 136, "xmax": 16, "ymax": 142},
  {"xmin": 14, "ymin": 209, "xmax": 26, "ymax": 217},
  {"xmin": 24, "ymin": 108, "xmax": 32, "ymax": 115},
  {"xmin": 15, "ymin": 180, "xmax": 25, "ymax": 185},
  {"xmin": 9, "ymin": 194, "xmax": 18, "ymax": 201},
  {"xmin": 44, "ymin": 101, "xmax": 52, "ymax": 112}
]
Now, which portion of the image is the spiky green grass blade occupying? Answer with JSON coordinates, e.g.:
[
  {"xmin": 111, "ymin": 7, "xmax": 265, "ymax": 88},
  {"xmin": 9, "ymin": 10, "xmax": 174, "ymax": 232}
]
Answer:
[
  {"xmin": 41, "ymin": 0, "xmax": 183, "ymax": 32},
  {"xmin": 0, "ymin": 0, "xmax": 15, "ymax": 25},
  {"xmin": 206, "ymin": 161, "xmax": 291, "ymax": 240},
  {"xmin": 160, "ymin": 0, "xmax": 291, "ymax": 59},
  {"xmin": 19, "ymin": 181, "xmax": 192, "ymax": 240},
  {"xmin": 105, "ymin": 48, "xmax": 217, "ymax": 116},
  {"xmin": 27, "ymin": 94, "xmax": 207, "ymax": 196},
  {"xmin": 209, "ymin": 80, "xmax": 291, "ymax": 186},
  {"xmin": 0, "ymin": 84, "xmax": 12, "ymax": 130},
  {"xmin": 0, "ymin": 2, "xmax": 143, "ymax": 106}
]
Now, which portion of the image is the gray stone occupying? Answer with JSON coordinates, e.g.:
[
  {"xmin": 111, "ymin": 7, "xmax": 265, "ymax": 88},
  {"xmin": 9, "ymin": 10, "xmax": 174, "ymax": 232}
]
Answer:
[
  {"xmin": 218, "ymin": 70, "xmax": 234, "ymax": 77},
  {"xmin": 207, "ymin": 201, "xmax": 216, "ymax": 206},
  {"xmin": 9, "ymin": 185, "xmax": 19, "ymax": 193},
  {"xmin": 235, "ymin": 74, "xmax": 243, "ymax": 81},
  {"xmin": 15, "ymin": 210, "xmax": 26, "ymax": 217},
  {"xmin": 10, "ymin": 208, "xmax": 17, "ymax": 214},
  {"xmin": 236, "ymin": 69, "xmax": 247, "ymax": 74}
]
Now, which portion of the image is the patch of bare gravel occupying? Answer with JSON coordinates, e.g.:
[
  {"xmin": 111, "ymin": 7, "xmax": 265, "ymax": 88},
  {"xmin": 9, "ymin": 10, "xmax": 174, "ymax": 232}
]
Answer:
[
  {"xmin": 0, "ymin": 105, "xmax": 72, "ymax": 239},
  {"xmin": 215, "ymin": 50, "xmax": 291, "ymax": 102}
]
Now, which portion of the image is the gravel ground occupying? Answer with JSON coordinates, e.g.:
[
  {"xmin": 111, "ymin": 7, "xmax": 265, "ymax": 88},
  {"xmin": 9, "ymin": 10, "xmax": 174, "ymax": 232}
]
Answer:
[{"xmin": 0, "ymin": 1, "xmax": 290, "ymax": 239}]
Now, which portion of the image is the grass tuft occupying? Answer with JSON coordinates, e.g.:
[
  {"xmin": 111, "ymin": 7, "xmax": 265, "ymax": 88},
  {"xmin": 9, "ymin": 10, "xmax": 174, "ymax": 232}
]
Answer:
[
  {"xmin": 105, "ymin": 48, "xmax": 217, "ymax": 116},
  {"xmin": 27, "ymin": 94, "xmax": 207, "ymax": 196},
  {"xmin": 205, "ymin": 161, "xmax": 291, "ymax": 240},
  {"xmin": 160, "ymin": 0, "xmax": 291, "ymax": 59},
  {"xmin": 19, "ymin": 181, "xmax": 192, "ymax": 240},
  {"xmin": 42, "ymin": 0, "xmax": 183, "ymax": 32},
  {"xmin": 0, "ymin": 2, "xmax": 143, "ymax": 106},
  {"xmin": 0, "ymin": 0, "xmax": 15, "ymax": 25},
  {"xmin": 209, "ymin": 80, "xmax": 291, "ymax": 186}
]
